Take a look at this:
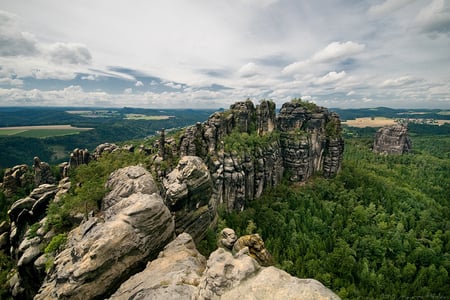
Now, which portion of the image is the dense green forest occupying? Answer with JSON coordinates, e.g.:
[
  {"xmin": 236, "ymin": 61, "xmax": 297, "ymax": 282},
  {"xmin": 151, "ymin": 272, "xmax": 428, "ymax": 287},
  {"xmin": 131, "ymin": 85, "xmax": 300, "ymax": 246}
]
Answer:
[
  {"xmin": 0, "ymin": 107, "xmax": 215, "ymax": 168},
  {"xmin": 219, "ymin": 133, "xmax": 450, "ymax": 299}
]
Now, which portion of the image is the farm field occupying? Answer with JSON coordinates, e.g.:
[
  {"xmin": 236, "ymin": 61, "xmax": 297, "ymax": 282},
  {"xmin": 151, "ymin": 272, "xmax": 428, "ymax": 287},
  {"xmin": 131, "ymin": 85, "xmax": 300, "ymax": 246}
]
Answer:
[
  {"xmin": 0, "ymin": 125, "xmax": 93, "ymax": 138},
  {"xmin": 342, "ymin": 117, "xmax": 397, "ymax": 127},
  {"xmin": 124, "ymin": 114, "xmax": 173, "ymax": 120}
]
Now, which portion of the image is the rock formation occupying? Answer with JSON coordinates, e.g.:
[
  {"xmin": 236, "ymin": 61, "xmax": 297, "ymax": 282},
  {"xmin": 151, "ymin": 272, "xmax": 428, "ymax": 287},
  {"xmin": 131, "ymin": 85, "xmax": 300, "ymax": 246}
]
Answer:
[
  {"xmin": 33, "ymin": 157, "xmax": 55, "ymax": 186},
  {"xmin": 163, "ymin": 156, "xmax": 215, "ymax": 242},
  {"xmin": 0, "ymin": 164, "xmax": 33, "ymax": 198},
  {"xmin": 111, "ymin": 231, "xmax": 340, "ymax": 300},
  {"xmin": 166, "ymin": 99, "xmax": 344, "ymax": 211},
  {"xmin": 35, "ymin": 166, "xmax": 175, "ymax": 300},
  {"xmin": 373, "ymin": 124, "xmax": 412, "ymax": 155},
  {"xmin": 60, "ymin": 148, "xmax": 91, "ymax": 177}
]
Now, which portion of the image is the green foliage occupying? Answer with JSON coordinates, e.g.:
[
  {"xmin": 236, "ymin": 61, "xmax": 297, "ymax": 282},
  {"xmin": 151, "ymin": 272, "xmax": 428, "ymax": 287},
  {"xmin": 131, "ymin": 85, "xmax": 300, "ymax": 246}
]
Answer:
[
  {"xmin": 221, "ymin": 135, "xmax": 450, "ymax": 299},
  {"xmin": 0, "ymin": 250, "xmax": 13, "ymax": 300},
  {"xmin": 223, "ymin": 130, "xmax": 280, "ymax": 155},
  {"xmin": 46, "ymin": 150, "xmax": 149, "ymax": 231},
  {"xmin": 291, "ymin": 98, "xmax": 319, "ymax": 111},
  {"xmin": 44, "ymin": 233, "xmax": 67, "ymax": 254},
  {"xmin": 26, "ymin": 222, "xmax": 41, "ymax": 238}
]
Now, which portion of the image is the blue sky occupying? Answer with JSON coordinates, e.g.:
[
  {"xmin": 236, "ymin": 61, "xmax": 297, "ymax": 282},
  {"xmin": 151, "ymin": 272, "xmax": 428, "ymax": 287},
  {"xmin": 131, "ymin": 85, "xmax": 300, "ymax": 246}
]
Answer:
[{"xmin": 0, "ymin": 0, "xmax": 449, "ymax": 109}]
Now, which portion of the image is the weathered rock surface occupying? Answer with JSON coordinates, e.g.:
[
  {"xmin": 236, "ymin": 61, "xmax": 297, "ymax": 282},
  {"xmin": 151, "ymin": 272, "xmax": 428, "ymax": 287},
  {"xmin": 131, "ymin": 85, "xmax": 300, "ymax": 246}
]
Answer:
[
  {"xmin": 60, "ymin": 148, "xmax": 91, "ymax": 177},
  {"xmin": 232, "ymin": 233, "xmax": 273, "ymax": 267},
  {"xmin": 102, "ymin": 165, "xmax": 159, "ymax": 211},
  {"xmin": 167, "ymin": 100, "xmax": 344, "ymax": 211},
  {"xmin": 33, "ymin": 157, "xmax": 55, "ymax": 186},
  {"xmin": 35, "ymin": 192, "xmax": 174, "ymax": 300},
  {"xmin": 221, "ymin": 267, "xmax": 341, "ymax": 300},
  {"xmin": 110, "ymin": 232, "xmax": 206, "ymax": 300},
  {"xmin": 373, "ymin": 124, "xmax": 412, "ymax": 155},
  {"xmin": 112, "ymin": 232, "xmax": 340, "ymax": 300},
  {"xmin": 163, "ymin": 156, "xmax": 215, "ymax": 242},
  {"xmin": 1, "ymin": 164, "xmax": 33, "ymax": 198},
  {"xmin": 35, "ymin": 166, "xmax": 175, "ymax": 300}
]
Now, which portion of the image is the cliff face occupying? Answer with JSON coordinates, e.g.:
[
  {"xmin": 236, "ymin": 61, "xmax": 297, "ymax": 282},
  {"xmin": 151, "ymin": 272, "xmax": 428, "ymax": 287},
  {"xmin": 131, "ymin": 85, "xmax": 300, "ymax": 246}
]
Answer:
[
  {"xmin": 168, "ymin": 100, "xmax": 344, "ymax": 211},
  {"xmin": 373, "ymin": 124, "xmax": 412, "ymax": 155}
]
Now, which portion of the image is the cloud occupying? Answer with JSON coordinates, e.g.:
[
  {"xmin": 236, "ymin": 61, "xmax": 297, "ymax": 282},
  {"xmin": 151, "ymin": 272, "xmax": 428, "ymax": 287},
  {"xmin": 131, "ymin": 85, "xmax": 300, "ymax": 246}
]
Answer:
[
  {"xmin": 124, "ymin": 88, "xmax": 133, "ymax": 94},
  {"xmin": 282, "ymin": 41, "xmax": 365, "ymax": 76},
  {"xmin": 415, "ymin": 0, "xmax": 450, "ymax": 35},
  {"xmin": 380, "ymin": 76, "xmax": 422, "ymax": 87},
  {"xmin": 135, "ymin": 81, "xmax": 143, "ymax": 87},
  {"xmin": 47, "ymin": 42, "xmax": 92, "ymax": 65},
  {"xmin": 315, "ymin": 71, "xmax": 346, "ymax": 85},
  {"xmin": 0, "ymin": 10, "xmax": 38, "ymax": 56},
  {"xmin": 312, "ymin": 41, "xmax": 365, "ymax": 63},
  {"xmin": 238, "ymin": 62, "xmax": 260, "ymax": 78},
  {"xmin": 368, "ymin": 0, "xmax": 412, "ymax": 17}
]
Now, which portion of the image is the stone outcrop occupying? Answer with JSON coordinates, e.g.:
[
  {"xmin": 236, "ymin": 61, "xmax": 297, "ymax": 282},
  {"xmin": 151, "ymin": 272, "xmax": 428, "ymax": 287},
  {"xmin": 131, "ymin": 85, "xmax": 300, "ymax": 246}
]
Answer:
[
  {"xmin": 112, "ymin": 232, "xmax": 340, "ymax": 300},
  {"xmin": 0, "ymin": 164, "xmax": 33, "ymax": 198},
  {"xmin": 373, "ymin": 124, "xmax": 412, "ymax": 155},
  {"xmin": 163, "ymin": 156, "xmax": 215, "ymax": 242},
  {"xmin": 232, "ymin": 233, "xmax": 273, "ymax": 267},
  {"xmin": 33, "ymin": 157, "xmax": 55, "ymax": 186},
  {"xmin": 277, "ymin": 102, "xmax": 344, "ymax": 181},
  {"xmin": 166, "ymin": 100, "xmax": 344, "ymax": 211},
  {"xmin": 59, "ymin": 148, "xmax": 91, "ymax": 177},
  {"xmin": 109, "ymin": 232, "xmax": 206, "ymax": 300},
  {"xmin": 35, "ymin": 166, "xmax": 175, "ymax": 300}
]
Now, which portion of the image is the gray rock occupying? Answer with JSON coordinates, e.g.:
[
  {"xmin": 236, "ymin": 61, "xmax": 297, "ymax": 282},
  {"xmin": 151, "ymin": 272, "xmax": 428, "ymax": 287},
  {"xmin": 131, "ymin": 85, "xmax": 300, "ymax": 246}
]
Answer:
[
  {"xmin": 35, "ymin": 192, "xmax": 174, "ymax": 300},
  {"xmin": 164, "ymin": 156, "xmax": 215, "ymax": 242},
  {"xmin": 110, "ymin": 232, "xmax": 206, "ymax": 300},
  {"xmin": 373, "ymin": 124, "xmax": 412, "ymax": 155},
  {"xmin": 102, "ymin": 165, "xmax": 159, "ymax": 212},
  {"xmin": 33, "ymin": 157, "xmax": 55, "ymax": 186},
  {"xmin": 197, "ymin": 247, "xmax": 261, "ymax": 299},
  {"xmin": 221, "ymin": 267, "xmax": 341, "ymax": 300}
]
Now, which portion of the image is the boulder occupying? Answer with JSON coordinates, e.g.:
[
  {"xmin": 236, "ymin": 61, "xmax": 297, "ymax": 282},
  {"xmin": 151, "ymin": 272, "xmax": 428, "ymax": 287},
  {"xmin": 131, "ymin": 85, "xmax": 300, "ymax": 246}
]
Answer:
[
  {"xmin": 1, "ymin": 164, "xmax": 32, "ymax": 198},
  {"xmin": 110, "ymin": 232, "xmax": 206, "ymax": 300},
  {"xmin": 232, "ymin": 234, "xmax": 274, "ymax": 267},
  {"xmin": 35, "ymin": 192, "xmax": 175, "ymax": 300},
  {"xmin": 102, "ymin": 165, "xmax": 159, "ymax": 212}
]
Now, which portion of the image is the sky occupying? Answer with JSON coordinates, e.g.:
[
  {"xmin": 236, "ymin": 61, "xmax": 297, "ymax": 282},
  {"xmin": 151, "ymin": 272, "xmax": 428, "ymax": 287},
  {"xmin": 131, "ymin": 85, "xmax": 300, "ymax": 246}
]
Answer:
[{"xmin": 0, "ymin": 0, "xmax": 449, "ymax": 109}]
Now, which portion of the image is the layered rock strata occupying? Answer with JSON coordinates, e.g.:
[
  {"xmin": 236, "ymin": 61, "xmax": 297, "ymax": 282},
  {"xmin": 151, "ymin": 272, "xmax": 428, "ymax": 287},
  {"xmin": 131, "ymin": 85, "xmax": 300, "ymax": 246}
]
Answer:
[
  {"xmin": 373, "ymin": 124, "xmax": 412, "ymax": 155},
  {"xmin": 166, "ymin": 100, "xmax": 344, "ymax": 211}
]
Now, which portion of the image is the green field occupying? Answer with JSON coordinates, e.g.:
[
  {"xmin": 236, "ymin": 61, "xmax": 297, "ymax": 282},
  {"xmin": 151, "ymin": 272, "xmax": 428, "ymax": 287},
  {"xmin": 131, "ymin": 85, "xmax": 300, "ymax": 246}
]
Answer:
[{"xmin": 0, "ymin": 125, "xmax": 92, "ymax": 138}]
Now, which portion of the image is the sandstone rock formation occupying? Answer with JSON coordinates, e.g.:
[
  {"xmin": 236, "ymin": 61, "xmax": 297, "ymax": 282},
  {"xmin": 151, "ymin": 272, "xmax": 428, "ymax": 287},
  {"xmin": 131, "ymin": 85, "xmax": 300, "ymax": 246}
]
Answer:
[
  {"xmin": 373, "ymin": 124, "xmax": 412, "ymax": 155},
  {"xmin": 111, "ymin": 232, "xmax": 340, "ymax": 300},
  {"xmin": 35, "ymin": 166, "xmax": 175, "ymax": 300},
  {"xmin": 163, "ymin": 156, "xmax": 215, "ymax": 242},
  {"xmin": 109, "ymin": 232, "xmax": 206, "ymax": 300},
  {"xmin": 166, "ymin": 99, "xmax": 344, "ymax": 211},
  {"xmin": 33, "ymin": 157, "xmax": 55, "ymax": 186},
  {"xmin": 232, "ymin": 233, "xmax": 273, "ymax": 267},
  {"xmin": 0, "ymin": 164, "xmax": 33, "ymax": 198},
  {"xmin": 59, "ymin": 148, "xmax": 91, "ymax": 177}
]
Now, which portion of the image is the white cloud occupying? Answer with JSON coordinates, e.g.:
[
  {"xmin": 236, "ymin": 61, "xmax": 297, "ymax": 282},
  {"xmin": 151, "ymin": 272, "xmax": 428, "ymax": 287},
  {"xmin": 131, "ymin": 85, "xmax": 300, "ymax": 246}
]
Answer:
[
  {"xmin": 368, "ymin": 0, "xmax": 412, "ymax": 17},
  {"xmin": 315, "ymin": 71, "xmax": 347, "ymax": 85},
  {"xmin": 415, "ymin": 0, "xmax": 450, "ymax": 35},
  {"xmin": 238, "ymin": 62, "xmax": 260, "ymax": 78},
  {"xmin": 312, "ymin": 41, "xmax": 365, "ymax": 63},
  {"xmin": 135, "ymin": 81, "xmax": 143, "ymax": 87},
  {"xmin": 46, "ymin": 42, "xmax": 92, "ymax": 65},
  {"xmin": 380, "ymin": 76, "xmax": 421, "ymax": 87},
  {"xmin": 124, "ymin": 88, "xmax": 133, "ymax": 94},
  {"xmin": 0, "ymin": 10, "xmax": 38, "ymax": 56}
]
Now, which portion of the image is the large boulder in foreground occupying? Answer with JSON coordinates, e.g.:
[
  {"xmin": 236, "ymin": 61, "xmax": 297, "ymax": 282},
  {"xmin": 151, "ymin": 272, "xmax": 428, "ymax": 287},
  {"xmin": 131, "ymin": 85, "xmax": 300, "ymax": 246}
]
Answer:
[
  {"xmin": 35, "ymin": 166, "xmax": 175, "ymax": 300},
  {"xmin": 110, "ymin": 232, "xmax": 206, "ymax": 300}
]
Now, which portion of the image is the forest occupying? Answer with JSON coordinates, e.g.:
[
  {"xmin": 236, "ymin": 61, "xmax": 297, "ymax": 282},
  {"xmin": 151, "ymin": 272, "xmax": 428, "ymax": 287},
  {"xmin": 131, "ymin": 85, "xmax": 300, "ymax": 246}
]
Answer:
[{"xmin": 215, "ymin": 131, "xmax": 450, "ymax": 299}]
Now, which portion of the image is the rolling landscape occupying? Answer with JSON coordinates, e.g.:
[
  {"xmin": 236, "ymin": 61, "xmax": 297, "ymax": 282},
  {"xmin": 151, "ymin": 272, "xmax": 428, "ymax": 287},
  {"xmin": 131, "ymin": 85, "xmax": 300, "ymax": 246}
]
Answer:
[{"xmin": 1, "ymin": 1, "xmax": 449, "ymax": 299}]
